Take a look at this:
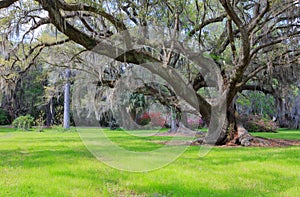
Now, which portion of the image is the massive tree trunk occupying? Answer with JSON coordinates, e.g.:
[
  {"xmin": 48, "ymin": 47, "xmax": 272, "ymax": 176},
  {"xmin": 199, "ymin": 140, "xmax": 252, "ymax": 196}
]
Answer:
[
  {"xmin": 194, "ymin": 90, "xmax": 255, "ymax": 146},
  {"xmin": 199, "ymin": 108, "xmax": 253, "ymax": 146}
]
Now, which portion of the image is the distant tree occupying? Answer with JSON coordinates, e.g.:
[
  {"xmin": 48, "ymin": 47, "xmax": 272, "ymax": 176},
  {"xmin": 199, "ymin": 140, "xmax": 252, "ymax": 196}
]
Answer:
[{"xmin": 63, "ymin": 68, "xmax": 71, "ymax": 129}]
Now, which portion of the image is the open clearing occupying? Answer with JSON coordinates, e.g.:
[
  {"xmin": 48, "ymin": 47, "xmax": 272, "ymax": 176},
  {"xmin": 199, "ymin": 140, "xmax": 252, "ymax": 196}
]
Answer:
[{"xmin": 0, "ymin": 128, "xmax": 299, "ymax": 196}]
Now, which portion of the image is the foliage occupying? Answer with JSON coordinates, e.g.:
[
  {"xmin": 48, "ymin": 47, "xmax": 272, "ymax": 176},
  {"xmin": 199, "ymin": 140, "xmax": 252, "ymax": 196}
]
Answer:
[
  {"xmin": 136, "ymin": 113, "xmax": 150, "ymax": 125},
  {"xmin": 35, "ymin": 112, "xmax": 45, "ymax": 132},
  {"xmin": 12, "ymin": 115, "xmax": 35, "ymax": 130},
  {"xmin": 0, "ymin": 65, "xmax": 47, "ymax": 121},
  {"xmin": 236, "ymin": 91, "xmax": 275, "ymax": 118},
  {"xmin": 129, "ymin": 93, "xmax": 148, "ymax": 114},
  {"xmin": 241, "ymin": 115, "xmax": 278, "ymax": 132},
  {"xmin": 0, "ymin": 108, "xmax": 10, "ymax": 125},
  {"xmin": 137, "ymin": 112, "xmax": 166, "ymax": 127},
  {"xmin": 53, "ymin": 102, "xmax": 64, "ymax": 125}
]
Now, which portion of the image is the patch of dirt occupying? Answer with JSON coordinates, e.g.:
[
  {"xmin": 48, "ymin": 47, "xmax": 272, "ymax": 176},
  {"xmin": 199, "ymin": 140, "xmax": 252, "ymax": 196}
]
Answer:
[
  {"xmin": 248, "ymin": 137, "xmax": 300, "ymax": 147},
  {"xmin": 155, "ymin": 131, "xmax": 205, "ymax": 137},
  {"xmin": 154, "ymin": 132, "xmax": 300, "ymax": 147},
  {"xmin": 153, "ymin": 140, "xmax": 193, "ymax": 146}
]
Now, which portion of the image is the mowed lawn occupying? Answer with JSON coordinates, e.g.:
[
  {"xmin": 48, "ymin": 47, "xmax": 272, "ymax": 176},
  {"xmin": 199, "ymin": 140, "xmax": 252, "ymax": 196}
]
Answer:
[{"xmin": 0, "ymin": 127, "xmax": 299, "ymax": 197}]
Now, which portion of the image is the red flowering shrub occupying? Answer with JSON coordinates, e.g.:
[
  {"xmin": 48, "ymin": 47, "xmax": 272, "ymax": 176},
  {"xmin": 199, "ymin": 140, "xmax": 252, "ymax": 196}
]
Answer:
[
  {"xmin": 241, "ymin": 114, "xmax": 278, "ymax": 132},
  {"xmin": 137, "ymin": 113, "xmax": 151, "ymax": 125},
  {"xmin": 137, "ymin": 112, "xmax": 166, "ymax": 127},
  {"xmin": 149, "ymin": 112, "xmax": 166, "ymax": 127}
]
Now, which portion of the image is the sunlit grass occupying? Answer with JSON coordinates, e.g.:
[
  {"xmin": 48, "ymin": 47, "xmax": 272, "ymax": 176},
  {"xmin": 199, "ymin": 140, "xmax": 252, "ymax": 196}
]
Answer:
[
  {"xmin": 251, "ymin": 128, "xmax": 300, "ymax": 140},
  {"xmin": 0, "ymin": 127, "xmax": 299, "ymax": 196}
]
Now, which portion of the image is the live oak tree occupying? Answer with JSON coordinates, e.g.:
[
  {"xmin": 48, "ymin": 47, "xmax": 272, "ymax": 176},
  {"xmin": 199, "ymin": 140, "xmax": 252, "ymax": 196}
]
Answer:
[{"xmin": 0, "ymin": 0, "xmax": 299, "ymax": 145}]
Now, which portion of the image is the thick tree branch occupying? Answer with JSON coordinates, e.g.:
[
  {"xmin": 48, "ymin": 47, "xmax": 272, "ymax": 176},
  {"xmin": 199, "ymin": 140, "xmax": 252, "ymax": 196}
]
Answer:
[
  {"xmin": 136, "ymin": 83, "xmax": 181, "ymax": 112},
  {"xmin": 22, "ymin": 18, "xmax": 50, "ymax": 42},
  {"xmin": 220, "ymin": 0, "xmax": 250, "ymax": 68},
  {"xmin": 227, "ymin": 19, "xmax": 237, "ymax": 61},
  {"xmin": 121, "ymin": 4, "xmax": 139, "ymax": 25},
  {"xmin": 16, "ymin": 39, "xmax": 70, "ymax": 76},
  {"xmin": 188, "ymin": 14, "xmax": 227, "ymax": 37},
  {"xmin": 240, "ymin": 84, "xmax": 273, "ymax": 95},
  {"xmin": 55, "ymin": 0, "xmax": 127, "ymax": 31},
  {"xmin": 237, "ymin": 65, "xmax": 267, "ymax": 88},
  {"xmin": 0, "ymin": 0, "xmax": 17, "ymax": 9},
  {"xmin": 192, "ymin": 72, "xmax": 207, "ymax": 91},
  {"xmin": 220, "ymin": 0, "xmax": 251, "ymax": 105},
  {"xmin": 26, "ymin": 38, "xmax": 70, "ymax": 59}
]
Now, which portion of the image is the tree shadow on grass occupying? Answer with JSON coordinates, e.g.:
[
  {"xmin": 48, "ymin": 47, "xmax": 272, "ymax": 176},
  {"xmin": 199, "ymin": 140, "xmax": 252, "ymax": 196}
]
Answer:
[
  {"xmin": 133, "ymin": 182, "xmax": 296, "ymax": 197},
  {"xmin": 0, "ymin": 148, "xmax": 94, "ymax": 169},
  {"xmin": 0, "ymin": 127, "xmax": 17, "ymax": 133}
]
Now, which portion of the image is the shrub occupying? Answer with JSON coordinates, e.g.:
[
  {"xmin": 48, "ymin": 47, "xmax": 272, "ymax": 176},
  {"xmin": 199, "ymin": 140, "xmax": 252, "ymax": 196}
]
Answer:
[
  {"xmin": 0, "ymin": 108, "xmax": 11, "ymax": 125},
  {"xmin": 241, "ymin": 114, "xmax": 278, "ymax": 132},
  {"xmin": 137, "ymin": 113, "xmax": 151, "ymax": 126},
  {"xmin": 12, "ymin": 115, "xmax": 35, "ymax": 130},
  {"xmin": 187, "ymin": 118, "xmax": 203, "ymax": 129},
  {"xmin": 36, "ymin": 113, "xmax": 45, "ymax": 132},
  {"xmin": 137, "ymin": 112, "xmax": 166, "ymax": 127},
  {"xmin": 149, "ymin": 112, "xmax": 166, "ymax": 127}
]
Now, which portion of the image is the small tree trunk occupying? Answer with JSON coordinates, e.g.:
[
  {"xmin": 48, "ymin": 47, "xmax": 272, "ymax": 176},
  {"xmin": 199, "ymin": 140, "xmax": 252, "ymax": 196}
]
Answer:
[
  {"xmin": 181, "ymin": 112, "xmax": 189, "ymax": 128},
  {"xmin": 63, "ymin": 69, "xmax": 71, "ymax": 129},
  {"xmin": 170, "ymin": 107, "xmax": 178, "ymax": 132},
  {"xmin": 290, "ymin": 90, "xmax": 300, "ymax": 129},
  {"xmin": 45, "ymin": 97, "xmax": 54, "ymax": 127}
]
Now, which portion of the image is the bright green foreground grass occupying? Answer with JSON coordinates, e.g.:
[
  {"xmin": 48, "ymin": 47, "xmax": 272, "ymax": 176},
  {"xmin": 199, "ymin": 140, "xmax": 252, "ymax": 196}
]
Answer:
[{"xmin": 0, "ymin": 127, "xmax": 299, "ymax": 197}]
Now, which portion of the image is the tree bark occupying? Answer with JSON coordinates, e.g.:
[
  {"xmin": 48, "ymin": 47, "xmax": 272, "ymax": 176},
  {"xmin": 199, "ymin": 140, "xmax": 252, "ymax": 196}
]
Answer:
[
  {"xmin": 197, "ymin": 95, "xmax": 254, "ymax": 146},
  {"xmin": 63, "ymin": 69, "xmax": 71, "ymax": 129},
  {"xmin": 45, "ymin": 97, "xmax": 54, "ymax": 127},
  {"xmin": 169, "ymin": 107, "xmax": 178, "ymax": 132}
]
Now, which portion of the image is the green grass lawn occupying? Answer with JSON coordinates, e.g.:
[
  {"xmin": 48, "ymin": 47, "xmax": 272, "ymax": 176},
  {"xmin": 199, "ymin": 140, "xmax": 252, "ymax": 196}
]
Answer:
[
  {"xmin": 250, "ymin": 128, "xmax": 300, "ymax": 140},
  {"xmin": 0, "ymin": 127, "xmax": 299, "ymax": 196}
]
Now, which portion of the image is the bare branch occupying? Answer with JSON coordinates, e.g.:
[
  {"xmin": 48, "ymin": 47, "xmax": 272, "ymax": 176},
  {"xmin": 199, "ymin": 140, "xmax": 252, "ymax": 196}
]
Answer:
[
  {"xmin": 220, "ymin": 0, "xmax": 251, "ymax": 66},
  {"xmin": 227, "ymin": 19, "xmax": 237, "ymax": 61},
  {"xmin": 236, "ymin": 65, "xmax": 267, "ymax": 88},
  {"xmin": 240, "ymin": 84, "xmax": 273, "ymax": 95},
  {"xmin": 26, "ymin": 38, "xmax": 71, "ymax": 59},
  {"xmin": 21, "ymin": 18, "xmax": 50, "ymax": 42},
  {"xmin": 248, "ymin": 0, "xmax": 269, "ymax": 33},
  {"xmin": 250, "ymin": 31, "xmax": 300, "ymax": 59},
  {"xmin": 12, "ymin": 39, "xmax": 70, "ymax": 77},
  {"xmin": 188, "ymin": 14, "xmax": 227, "ymax": 37}
]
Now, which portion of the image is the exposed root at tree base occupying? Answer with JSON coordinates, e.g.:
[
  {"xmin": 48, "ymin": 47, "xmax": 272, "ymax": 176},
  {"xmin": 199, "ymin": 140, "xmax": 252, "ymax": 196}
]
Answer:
[
  {"xmin": 192, "ymin": 136, "xmax": 300, "ymax": 147},
  {"xmin": 155, "ymin": 130, "xmax": 300, "ymax": 147},
  {"xmin": 155, "ymin": 134, "xmax": 300, "ymax": 147},
  {"xmin": 237, "ymin": 137, "xmax": 300, "ymax": 147}
]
